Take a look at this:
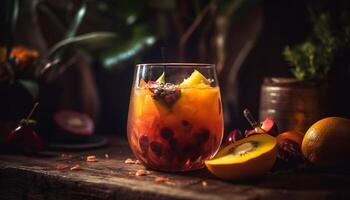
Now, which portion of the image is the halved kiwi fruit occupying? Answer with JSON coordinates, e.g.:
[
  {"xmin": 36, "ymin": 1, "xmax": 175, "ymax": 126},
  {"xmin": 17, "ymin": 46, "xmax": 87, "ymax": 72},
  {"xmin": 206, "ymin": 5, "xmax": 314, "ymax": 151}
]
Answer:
[{"xmin": 205, "ymin": 134, "xmax": 277, "ymax": 180}]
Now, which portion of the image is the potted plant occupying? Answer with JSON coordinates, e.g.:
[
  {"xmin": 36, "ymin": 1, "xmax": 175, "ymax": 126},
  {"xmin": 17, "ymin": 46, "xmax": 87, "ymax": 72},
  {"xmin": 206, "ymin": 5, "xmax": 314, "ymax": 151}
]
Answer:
[{"xmin": 259, "ymin": 9, "xmax": 350, "ymax": 132}]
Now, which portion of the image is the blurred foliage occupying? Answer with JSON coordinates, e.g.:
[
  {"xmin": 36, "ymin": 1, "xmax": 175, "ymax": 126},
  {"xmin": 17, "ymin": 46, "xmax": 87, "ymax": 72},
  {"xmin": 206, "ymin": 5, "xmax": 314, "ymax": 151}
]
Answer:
[
  {"xmin": 100, "ymin": 25, "xmax": 156, "ymax": 69},
  {"xmin": 283, "ymin": 3, "xmax": 350, "ymax": 81},
  {"xmin": 65, "ymin": 1, "xmax": 87, "ymax": 39},
  {"xmin": 1, "ymin": 0, "xmax": 264, "ymax": 102},
  {"xmin": 2, "ymin": 0, "xmax": 265, "ymax": 80}
]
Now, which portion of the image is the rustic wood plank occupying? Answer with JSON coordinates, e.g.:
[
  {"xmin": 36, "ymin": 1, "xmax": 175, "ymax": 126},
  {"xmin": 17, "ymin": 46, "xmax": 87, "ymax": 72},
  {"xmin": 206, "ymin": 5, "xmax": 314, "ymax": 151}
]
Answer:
[{"xmin": 0, "ymin": 137, "xmax": 349, "ymax": 200}]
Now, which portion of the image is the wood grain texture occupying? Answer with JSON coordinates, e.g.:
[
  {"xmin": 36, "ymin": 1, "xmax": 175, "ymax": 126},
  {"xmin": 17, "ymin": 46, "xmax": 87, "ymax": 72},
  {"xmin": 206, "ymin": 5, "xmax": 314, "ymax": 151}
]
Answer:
[{"xmin": 0, "ymin": 137, "xmax": 349, "ymax": 200}]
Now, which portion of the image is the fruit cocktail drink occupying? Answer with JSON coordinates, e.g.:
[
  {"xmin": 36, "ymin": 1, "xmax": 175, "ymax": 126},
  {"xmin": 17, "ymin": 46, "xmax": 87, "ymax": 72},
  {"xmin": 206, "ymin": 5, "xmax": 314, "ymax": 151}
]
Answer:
[{"xmin": 127, "ymin": 63, "xmax": 223, "ymax": 172}]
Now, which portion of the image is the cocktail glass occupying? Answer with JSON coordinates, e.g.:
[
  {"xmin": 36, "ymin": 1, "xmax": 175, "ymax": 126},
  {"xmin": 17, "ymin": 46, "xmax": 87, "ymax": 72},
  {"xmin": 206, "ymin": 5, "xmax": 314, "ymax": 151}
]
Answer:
[{"xmin": 127, "ymin": 63, "xmax": 224, "ymax": 172}]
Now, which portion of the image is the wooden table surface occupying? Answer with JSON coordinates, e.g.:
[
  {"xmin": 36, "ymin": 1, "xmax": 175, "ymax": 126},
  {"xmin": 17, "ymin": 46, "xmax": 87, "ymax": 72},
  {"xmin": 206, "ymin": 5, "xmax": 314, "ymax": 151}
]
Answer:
[{"xmin": 0, "ymin": 136, "xmax": 349, "ymax": 200}]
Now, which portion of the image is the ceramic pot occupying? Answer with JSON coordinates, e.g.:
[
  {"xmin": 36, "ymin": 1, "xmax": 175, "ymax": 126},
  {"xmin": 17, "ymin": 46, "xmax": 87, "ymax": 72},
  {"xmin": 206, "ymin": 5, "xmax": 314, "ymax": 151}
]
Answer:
[{"xmin": 259, "ymin": 78, "xmax": 329, "ymax": 132}]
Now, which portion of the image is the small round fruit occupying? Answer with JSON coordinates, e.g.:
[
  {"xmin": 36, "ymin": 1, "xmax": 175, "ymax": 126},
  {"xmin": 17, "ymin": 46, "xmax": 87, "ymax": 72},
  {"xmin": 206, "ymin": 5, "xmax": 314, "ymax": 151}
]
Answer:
[
  {"xmin": 205, "ymin": 134, "xmax": 277, "ymax": 180},
  {"xmin": 277, "ymin": 139, "xmax": 303, "ymax": 163},
  {"xmin": 277, "ymin": 131, "xmax": 304, "ymax": 146},
  {"xmin": 276, "ymin": 131, "xmax": 304, "ymax": 163},
  {"xmin": 5, "ymin": 123, "xmax": 43, "ymax": 153},
  {"xmin": 302, "ymin": 117, "xmax": 350, "ymax": 168},
  {"xmin": 225, "ymin": 129, "xmax": 244, "ymax": 145},
  {"xmin": 261, "ymin": 118, "xmax": 279, "ymax": 136}
]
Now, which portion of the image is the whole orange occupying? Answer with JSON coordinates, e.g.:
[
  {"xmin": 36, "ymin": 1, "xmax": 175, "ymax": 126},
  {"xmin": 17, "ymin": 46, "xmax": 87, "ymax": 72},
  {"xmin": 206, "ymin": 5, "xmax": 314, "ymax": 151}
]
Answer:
[{"xmin": 302, "ymin": 117, "xmax": 350, "ymax": 168}]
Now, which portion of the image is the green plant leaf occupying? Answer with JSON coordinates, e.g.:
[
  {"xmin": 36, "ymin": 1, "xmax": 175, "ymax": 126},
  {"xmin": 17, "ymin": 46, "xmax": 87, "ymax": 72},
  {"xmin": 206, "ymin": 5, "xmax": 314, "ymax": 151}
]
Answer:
[
  {"xmin": 282, "ymin": 9, "xmax": 347, "ymax": 81},
  {"xmin": 100, "ymin": 25, "xmax": 157, "ymax": 70},
  {"xmin": 18, "ymin": 79, "xmax": 39, "ymax": 100},
  {"xmin": 37, "ymin": 32, "xmax": 118, "ymax": 80},
  {"xmin": 47, "ymin": 32, "xmax": 118, "ymax": 59},
  {"xmin": 65, "ymin": 1, "xmax": 87, "ymax": 38},
  {"xmin": 93, "ymin": 0, "xmax": 147, "ymax": 26}
]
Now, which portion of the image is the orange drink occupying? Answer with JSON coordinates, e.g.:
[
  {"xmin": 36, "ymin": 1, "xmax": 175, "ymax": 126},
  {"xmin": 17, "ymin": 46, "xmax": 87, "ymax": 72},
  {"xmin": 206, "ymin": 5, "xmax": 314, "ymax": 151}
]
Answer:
[{"xmin": 127, "ymin": 63, "xmax": 223, "ymax": 171}]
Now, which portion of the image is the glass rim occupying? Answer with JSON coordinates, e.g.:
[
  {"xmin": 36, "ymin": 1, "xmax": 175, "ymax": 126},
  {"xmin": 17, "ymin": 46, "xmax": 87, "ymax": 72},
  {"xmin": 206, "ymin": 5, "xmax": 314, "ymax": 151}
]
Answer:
[{"xmin": 136, "ymin": 63, "xmax": 215, "ymax": 68}]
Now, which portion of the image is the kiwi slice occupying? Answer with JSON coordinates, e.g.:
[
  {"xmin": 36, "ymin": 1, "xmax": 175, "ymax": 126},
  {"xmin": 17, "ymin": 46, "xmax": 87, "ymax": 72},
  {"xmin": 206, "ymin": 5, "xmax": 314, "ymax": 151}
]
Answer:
[{"xmin": 205, "ymin": 134, "xmax": 277, "ymax": 180}]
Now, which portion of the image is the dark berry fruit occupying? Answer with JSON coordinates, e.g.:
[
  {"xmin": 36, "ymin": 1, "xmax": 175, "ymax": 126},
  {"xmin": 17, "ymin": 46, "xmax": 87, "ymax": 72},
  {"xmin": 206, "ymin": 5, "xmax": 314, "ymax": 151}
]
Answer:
[
  {"xmin": 225, "ymin": 129, "xmax": 244, "ymax": 145},
  {"xmin": 195, "ymin": 128, "xmax": 210, "ymax": 144},
  {"xmin": 160, "ymin": 127, "xmax": 173, "ymax": 140},
  {"xmin": 139, "ymin": 135, "xmax": 149, "ymax": 154},
  {"xmin": 183, "ymin": 144, "xmax": 201, "ymax": 161},
  {"xmin": 277, "ymin": 139, "xmax": 303, "ymax": 163},
  {"xmin": 148, "ymin": 82, "xmax": 181, "ymax": 107},
  {"xmin": 168, "ymin": 138, "xmax": 178, "ymax": 150},
  {"xmin": 181, "ymin": 120, "xmax": 193, "ymax": 131},
  {"xmin": 150, "ymin": 141, "xmax": 162, "ymax": 157}
]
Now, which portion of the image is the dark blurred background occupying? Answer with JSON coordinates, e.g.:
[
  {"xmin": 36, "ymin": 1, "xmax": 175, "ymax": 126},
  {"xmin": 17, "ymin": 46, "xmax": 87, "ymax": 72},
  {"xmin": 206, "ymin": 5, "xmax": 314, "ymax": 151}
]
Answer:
[{"xmin": 1, "ymin": 0, "xmax": 349, "ymax": 138}]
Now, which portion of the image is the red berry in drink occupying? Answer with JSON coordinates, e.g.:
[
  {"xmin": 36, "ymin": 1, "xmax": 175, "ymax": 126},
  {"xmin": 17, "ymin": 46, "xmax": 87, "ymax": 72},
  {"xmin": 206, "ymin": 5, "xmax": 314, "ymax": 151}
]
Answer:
[
  {"xmin": 150, "ymin": 141, "xmax": 162, "ymax": 157},
  {"xmin": 148, "ymin": 82, "xmax": 181, "ymax": 107},
  {"xmin": 168, "ymin": 138, "xmax": 178, "ymax": 150},
  {"xmin": 195, "ymin": 128, "xmax": 210, "ymax": 145},
  {"xmin": 139, "ymin": 135, "xmax": 149, "ymax": 154},
  {"xmin": 181, "ymin": 120, "xmax": 193, "ymax": 131},
  {"xmin": 160, "ymin": 127, "xmax": 174, "ymax": 140}
]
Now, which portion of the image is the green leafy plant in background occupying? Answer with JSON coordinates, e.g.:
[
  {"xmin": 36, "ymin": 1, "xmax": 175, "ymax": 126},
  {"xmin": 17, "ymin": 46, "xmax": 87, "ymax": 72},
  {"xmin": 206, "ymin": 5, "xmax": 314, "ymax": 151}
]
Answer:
[
  {"xmin": 283, "ymin": 10, "xmax": 350, "ymax": 81},
  {"xmin": 1, "ymin": 0, "xmax": 163, "ymax": 86},
  {"xmin": 1, "ymin": 0, "xmax": 167, "ymax": 83},
  {"xmin": 36, "ymin": 0, "xmax": 158, "ymax": 81},
  {"xmin": 2, "ymin": 0, "xmax": 264, "ymax": 83}
]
